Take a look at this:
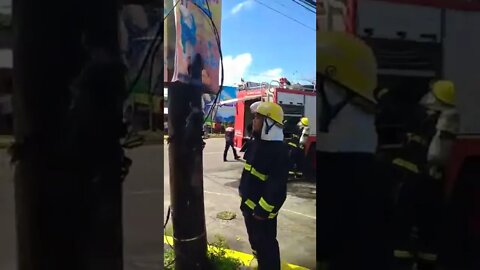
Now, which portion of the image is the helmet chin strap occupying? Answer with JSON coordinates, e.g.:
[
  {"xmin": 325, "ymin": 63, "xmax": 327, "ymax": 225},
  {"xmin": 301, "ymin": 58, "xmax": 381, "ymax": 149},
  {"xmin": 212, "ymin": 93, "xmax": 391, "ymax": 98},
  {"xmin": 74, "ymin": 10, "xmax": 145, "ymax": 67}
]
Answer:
[{"xmin": 263, "ymin": 118, "xmax": 275, "ymax": 135}]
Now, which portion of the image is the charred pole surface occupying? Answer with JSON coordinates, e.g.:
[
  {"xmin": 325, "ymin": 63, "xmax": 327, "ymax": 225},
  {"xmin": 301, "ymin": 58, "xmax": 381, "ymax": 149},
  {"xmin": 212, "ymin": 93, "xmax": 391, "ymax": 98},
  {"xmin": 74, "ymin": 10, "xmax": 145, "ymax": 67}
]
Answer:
[{"xmin": 168, "ymin": 53, "xmax": 208, "ymax": 269}]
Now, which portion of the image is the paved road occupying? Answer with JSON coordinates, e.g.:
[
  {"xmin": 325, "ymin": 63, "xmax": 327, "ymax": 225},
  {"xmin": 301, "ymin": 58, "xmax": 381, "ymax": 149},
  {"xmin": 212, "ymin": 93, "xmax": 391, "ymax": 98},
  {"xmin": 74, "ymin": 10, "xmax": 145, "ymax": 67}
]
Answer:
[
  {"xmin": 0, "ymin": 146, "xmax": 165, "ymax": 270},
  {"xmin": 164, "ymin": 138, "xmax": 317, "ymax": 269},
  {"xmin": 0, "ymin": 138, "xmax": 316, "ymax": 269}
]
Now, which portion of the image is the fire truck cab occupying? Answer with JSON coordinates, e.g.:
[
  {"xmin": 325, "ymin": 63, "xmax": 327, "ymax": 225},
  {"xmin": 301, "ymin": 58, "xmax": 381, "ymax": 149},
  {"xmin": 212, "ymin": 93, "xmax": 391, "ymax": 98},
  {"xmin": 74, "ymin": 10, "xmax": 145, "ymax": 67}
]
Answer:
[
  {"xmin": 234, "ymin": 79, "xmax": 317, "ymax": 178},
  {"xmin": 319, "ymin": 0, "xmax": 480, "ymax": 267}
]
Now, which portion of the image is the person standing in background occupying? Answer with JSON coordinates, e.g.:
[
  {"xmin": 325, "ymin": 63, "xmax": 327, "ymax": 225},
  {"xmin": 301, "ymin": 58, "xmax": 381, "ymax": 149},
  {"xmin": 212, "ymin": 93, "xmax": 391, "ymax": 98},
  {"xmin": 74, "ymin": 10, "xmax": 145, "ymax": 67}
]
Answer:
[
  {"xmin": 224, "ymin": 123, "xmax": 239, "ymax": 161},
  {"xmin": 287, "ymin": 117, "xmax": 310, "ymax": 179}
]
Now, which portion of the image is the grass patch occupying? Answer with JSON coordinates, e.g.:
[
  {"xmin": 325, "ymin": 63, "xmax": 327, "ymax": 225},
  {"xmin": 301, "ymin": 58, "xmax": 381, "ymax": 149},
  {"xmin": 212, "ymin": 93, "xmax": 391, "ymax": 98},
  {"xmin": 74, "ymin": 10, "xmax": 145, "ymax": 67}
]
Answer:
[
  {"xmin": 164, "ymin": 247, "xmax": 175, "ymax": 270},
  {"xmin": 208, "ymin": 235, "xmax": 243, "ymax": 270},
  {"xmin": 164, "ymin": 235, "xmax": 243, "ymax": 270}
]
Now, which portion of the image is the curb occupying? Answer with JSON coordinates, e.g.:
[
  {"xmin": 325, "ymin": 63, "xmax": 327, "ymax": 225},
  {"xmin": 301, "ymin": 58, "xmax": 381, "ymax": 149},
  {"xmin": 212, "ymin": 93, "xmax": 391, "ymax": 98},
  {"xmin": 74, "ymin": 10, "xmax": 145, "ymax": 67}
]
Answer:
[{"xmin": 164, "ymin": 235, "xmax": 309, "ymax": 270}]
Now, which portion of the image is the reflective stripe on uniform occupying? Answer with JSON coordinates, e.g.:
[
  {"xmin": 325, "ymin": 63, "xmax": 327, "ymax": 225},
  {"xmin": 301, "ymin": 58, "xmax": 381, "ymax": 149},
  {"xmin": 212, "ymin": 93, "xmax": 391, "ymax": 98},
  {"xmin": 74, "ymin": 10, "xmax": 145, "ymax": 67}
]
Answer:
[
  {"xmin": 288, "ymin": 142, "xmax": 298, "ymax": 148},
  {"xmin": 407, "ymin": 133, "xmax": 427, "ymax": 145},
  {"xmin": 394, "ymin": 250, "xmax": 413, "ymax": 259},
  {"xmin": 244, "ymin": 163, "xmax": 268, "ymax": 181},
  {"xmin": 245, "ymin": 199, "xmax": 256, "ymax": 210},
  {"xmin": 259, "ymin": 197, "xmax": 274, "ymax": 212},
  {"xmin": 392, "ymin": 158, "xmax": 419, "ymax": 173},
  {"xmin": 289, "ymin": 171, "xmax": 295, "ymax": 175},
  {"xmin": 418, "ymin": 252, "xmax": 438, "ymax": 261},
  {"xmin": 268, "ymin": 212, "xmax": 278, "ymax": 219},
  {"xmin": 244, "ymin": 198, "xmax": 278, "ymax": 219}
]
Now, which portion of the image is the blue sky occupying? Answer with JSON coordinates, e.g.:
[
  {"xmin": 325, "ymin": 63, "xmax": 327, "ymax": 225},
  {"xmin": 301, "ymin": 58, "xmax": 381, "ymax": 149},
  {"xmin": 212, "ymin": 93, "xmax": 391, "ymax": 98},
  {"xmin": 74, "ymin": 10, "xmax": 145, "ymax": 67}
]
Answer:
[{"xmin": 220, "ymin": 0, "xmax": 316, "ymax": 86}]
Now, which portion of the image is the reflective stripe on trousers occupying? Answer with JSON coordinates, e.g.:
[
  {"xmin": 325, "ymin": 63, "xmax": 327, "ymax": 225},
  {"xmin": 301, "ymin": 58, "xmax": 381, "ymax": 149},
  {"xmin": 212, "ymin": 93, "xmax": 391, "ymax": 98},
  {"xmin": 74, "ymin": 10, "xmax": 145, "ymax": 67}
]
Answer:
[
  {"xmin": 244, "ymin": 163, "xmax": 268, "ymax": 181},
  {"xmin": 394, "ymin": 250, "xmax": 414, "ymax": 259},
  {"xmin": 244, "ymin": 199, "xmax": 278, "ymax": 219}
]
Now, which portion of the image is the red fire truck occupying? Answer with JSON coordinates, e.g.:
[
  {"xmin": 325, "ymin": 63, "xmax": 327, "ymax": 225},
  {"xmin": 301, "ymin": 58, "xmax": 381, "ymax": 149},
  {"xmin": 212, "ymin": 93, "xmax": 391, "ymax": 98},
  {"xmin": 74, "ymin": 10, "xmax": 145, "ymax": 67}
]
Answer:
[
  {"xmin": 320, "ymin": 0, "xmax": 480, "ymax": 266},
  {"xmin": 232, "ymin": 79, "xmax": 317, "ymax": 177}
]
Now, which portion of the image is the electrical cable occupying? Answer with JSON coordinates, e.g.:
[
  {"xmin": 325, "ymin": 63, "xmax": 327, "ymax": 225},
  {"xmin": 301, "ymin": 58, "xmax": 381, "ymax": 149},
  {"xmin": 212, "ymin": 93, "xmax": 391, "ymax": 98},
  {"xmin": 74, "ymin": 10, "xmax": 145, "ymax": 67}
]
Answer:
[
  {"xmin": 292, "ymin": 0, "xmax": 316, "ymax": 14},
  {"xmin": 146, "ymin": 30, "xmax": 161, "ymax": 131},
  {"xmin": 298, "ymin": 0, "xmax": 316, "ymax": 8},
  {"xmin": 253, "ymin": 0, "xmax": 315, "ymax": 31},
  {"xmin": 122, "ymin": 1, "xmax": 180, "ymax": 148},
  {"xmin": 127, "ymin": 0, "xmax": 180, "ymax": 94},
  {"xmin": 190, "ymin": 1, "xmax": 225, "ymax": 124}
]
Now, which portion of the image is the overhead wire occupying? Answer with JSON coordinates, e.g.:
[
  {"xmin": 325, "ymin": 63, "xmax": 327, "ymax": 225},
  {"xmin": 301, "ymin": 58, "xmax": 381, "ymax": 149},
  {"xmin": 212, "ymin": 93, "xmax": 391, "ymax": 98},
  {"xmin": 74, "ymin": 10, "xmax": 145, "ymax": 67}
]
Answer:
[
  {"xmin": 298, "ymin": 0, "xmax": 316, "ymax": 8},
  {"xmin": 252, "ymin": 0, "xmax": 315, "ymax": 31},
  {"xmin": 127, "ymin": 0, "xmax": 180, "ymax": 94},
  {"xmin": 304, "ymin": 0, "xmax": 317, "ymax": 8},
  {"xmin": 190, "ymin": 1, "xmax": 225, "ymax": 124},
  {"xmin": 292, "ymin": 0, "xmax": 316, "ymax": 14},
  {"xmin": 122, "ymin": 1, "xmax": 180, "ymax": 147}
]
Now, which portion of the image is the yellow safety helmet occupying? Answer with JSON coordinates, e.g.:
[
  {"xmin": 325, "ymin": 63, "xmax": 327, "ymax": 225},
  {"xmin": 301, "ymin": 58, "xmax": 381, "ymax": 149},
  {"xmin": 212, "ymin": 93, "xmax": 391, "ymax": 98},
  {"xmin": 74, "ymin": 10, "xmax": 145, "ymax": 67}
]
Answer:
[
  {"xmin": 317, "ymin": 31, "xmax": 378, "ymax": 103},
  {"xmin": 300, "ymin": 117, "xmax": 309, "ymax": 126},
  {"xmin": 256, "ymin": 102, "xmax": 284, "ymax": 127},
  {"xmin": 432, "ymin": 80, "xmax": 455, "ymax": 106}
]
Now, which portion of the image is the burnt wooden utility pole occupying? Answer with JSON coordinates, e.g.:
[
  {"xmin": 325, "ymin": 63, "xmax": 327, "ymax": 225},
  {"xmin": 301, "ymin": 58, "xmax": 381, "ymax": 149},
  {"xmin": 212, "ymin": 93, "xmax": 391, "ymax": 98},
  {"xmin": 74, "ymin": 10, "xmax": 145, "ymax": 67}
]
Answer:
[
  {"xmin": 13, "ymin": 0, "xmax": 126, "ymax": 269},
  {"xmin": 168, "ymin": 55, "xmax": 208, "ymax": 269}
]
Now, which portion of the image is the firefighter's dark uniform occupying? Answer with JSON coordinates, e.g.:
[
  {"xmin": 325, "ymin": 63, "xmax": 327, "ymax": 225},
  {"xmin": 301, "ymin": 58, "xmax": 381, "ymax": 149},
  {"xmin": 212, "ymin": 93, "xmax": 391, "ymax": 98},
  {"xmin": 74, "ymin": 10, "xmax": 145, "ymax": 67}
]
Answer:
[
  {"xmin": 239, "ymin": 139, "xmax": 290, "ymax": 270},
  {"xmin": 287, "ymin": 125, "xmax": 306, "ymax": 178},
  {"xmin": 317, "ymin": 32, "xmax": 392, "ymax": 270},
  {"xmin": 389, "ymin": 105, "xmax": 441, "ymax": 270}
]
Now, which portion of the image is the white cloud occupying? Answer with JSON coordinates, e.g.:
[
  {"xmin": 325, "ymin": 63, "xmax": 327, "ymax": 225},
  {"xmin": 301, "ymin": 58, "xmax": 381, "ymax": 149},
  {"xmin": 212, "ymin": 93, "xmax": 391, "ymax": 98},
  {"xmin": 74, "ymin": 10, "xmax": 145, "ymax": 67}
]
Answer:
[
  {"xmin": 222, "ymin": 53, "xmax": 253, "ymax": 86},
  {"xmin": 222, "ymin": 53, "xmax": 283, "ymax": 86},
  {"xmin": 247, "ymin": 68, "xmax": 284, "ymax": 83},
  {"xmin": 231, "ymin": 0, "xmax": 254, "ymax": 15}
]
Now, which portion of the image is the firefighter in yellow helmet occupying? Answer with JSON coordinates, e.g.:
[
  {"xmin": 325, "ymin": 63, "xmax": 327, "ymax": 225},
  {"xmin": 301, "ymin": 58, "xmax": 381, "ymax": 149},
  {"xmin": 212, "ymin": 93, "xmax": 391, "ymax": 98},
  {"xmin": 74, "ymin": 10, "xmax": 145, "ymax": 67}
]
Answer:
[
  {"xmin": 381, "ymin": 85, "xmax": 440, "ymax": 270},
  {"xmin": 286, "ymin": 117, "xmax": 310, "ymax": 179},
  {"xmin": 388, "ymin": 80, "xmax": 458, "ymax": 270},
  {"xmin": 239, "ymin": 101, "xmax": 290, "ymax": 270},
  {"xmin": 316, "ymin": 32, "xmax": 390, "ymax": 270},
  {"xmin": 425, "ymin": 80, "xmax": 459, "ymax": 174}
]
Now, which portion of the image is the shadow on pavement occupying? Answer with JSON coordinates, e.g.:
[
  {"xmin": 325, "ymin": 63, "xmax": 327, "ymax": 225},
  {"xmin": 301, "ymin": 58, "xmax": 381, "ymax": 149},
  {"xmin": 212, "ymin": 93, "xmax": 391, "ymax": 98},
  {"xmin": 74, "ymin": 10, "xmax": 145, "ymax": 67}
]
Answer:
[
  {"xmin": 224, "ymin": 178, "xmax": 316, "ymax": 200},
  {"xmin": 287, "ymin": 180, "xmax": 316, "ymax": 199},
  {"xmin": 224, "ymin": 179, "xmax": 240, "ymax": 189}
]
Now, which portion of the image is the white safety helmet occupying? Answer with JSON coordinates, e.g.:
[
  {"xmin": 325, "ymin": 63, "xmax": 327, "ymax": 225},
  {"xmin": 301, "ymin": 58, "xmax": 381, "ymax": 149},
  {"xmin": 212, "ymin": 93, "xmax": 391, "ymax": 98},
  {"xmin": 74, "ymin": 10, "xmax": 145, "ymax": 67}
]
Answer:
[{"xmin": 250, "ymin": 101, "xmax": 261, "ymax": 114}]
